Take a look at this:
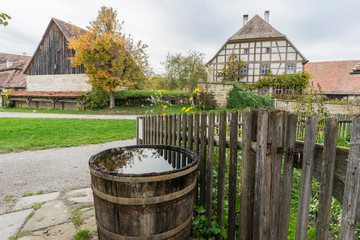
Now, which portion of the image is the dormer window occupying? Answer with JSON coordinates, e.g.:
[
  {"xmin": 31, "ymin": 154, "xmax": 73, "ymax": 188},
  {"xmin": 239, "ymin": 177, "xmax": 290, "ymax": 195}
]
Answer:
[{"xmin": 265, "ymin": 47, "xmax": 271, "ymax": 54}]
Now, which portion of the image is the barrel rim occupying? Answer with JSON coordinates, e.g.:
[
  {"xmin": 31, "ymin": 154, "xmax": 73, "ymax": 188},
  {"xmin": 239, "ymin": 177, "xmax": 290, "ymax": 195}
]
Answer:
[{"xmin": 89, "ymin": 144, "xmax": 198, "ymax": 177}]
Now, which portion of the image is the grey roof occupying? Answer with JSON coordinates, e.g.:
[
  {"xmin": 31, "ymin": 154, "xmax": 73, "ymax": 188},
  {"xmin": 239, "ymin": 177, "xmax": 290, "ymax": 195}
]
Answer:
[
  {"xmin": 52, "ymin": 18, "xmax": 87, "ymax": 41},
  {"xmin": 229, "ymin": 14, "xmax": 285, "ymax": 41}
]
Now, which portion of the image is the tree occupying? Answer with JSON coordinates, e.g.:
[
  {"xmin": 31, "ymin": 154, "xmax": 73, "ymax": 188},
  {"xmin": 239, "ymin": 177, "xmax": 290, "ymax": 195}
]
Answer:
[
  {"xmin": 0, "ymin": 12, "xmax": 11, "ymax": 26},
  {"xmin": 162, "ymin": 51, "xmax": 207, "ymax": 95},
  {"xmin": 217, "ymin": 53, "xmax": 247, "ymax": 82},
  {"xmin": 68, "ymin": 6, "xmax": 150, "ymax": 109}
]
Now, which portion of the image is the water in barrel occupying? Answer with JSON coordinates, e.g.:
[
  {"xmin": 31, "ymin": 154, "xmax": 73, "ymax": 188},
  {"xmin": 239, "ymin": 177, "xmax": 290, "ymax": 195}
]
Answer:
[{"xmin": 93, "ymin": 147, "xmax": 194, "ymax": 174}]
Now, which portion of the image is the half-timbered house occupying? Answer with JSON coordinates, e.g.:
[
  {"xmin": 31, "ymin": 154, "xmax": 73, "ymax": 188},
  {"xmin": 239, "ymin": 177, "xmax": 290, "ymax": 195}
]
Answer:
[{"xmin": 202, "ymin": 12, "xmax": 308, "ymax": 107}]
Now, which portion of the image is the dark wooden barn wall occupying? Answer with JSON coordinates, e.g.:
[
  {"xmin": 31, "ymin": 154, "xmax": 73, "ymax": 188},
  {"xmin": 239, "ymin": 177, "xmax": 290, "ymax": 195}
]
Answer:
[{"xmin": 26, "ymin": 23, "xmax": 85, "ymax": 75}]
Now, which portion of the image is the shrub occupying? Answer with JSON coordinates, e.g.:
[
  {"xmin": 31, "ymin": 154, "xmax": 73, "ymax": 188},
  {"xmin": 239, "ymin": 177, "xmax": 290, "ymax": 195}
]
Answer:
[
  {"xmin": 226, "ymin": 82, "xmax": 274, "ymax": 109},
  {"xmin": 84, "ymin": 89, "xmax": 109, "ymax": 110}
]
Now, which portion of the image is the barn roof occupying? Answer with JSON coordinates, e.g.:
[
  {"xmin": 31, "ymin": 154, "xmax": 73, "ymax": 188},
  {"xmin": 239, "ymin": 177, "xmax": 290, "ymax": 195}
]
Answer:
[
  {"xmin": 0, "ymin": 52, "xmax": 30, "ymax": 89},
  {"xmin": 305, "ymin": 60, "xmax": 360, "ymax": 95},
  {"xmin": 229, "ymin": 14, "xmax": 285, "ymax": 41},
  {"xmin": 24, "ymin": 18, "xmax": 86, "ymax": 74}
]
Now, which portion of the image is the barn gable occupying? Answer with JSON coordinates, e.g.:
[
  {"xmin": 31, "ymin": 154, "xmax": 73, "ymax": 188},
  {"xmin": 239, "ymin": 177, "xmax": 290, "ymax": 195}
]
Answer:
[{"xmin": 24, "ymin": 18, "xmax": 86, "ymax": 75}]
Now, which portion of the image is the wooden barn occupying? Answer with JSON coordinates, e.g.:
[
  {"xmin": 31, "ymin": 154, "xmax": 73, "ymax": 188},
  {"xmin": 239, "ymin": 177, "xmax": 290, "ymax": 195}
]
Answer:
[{"xmin": 8, "ymin": 18, "xmax": 92, "ymax": 110}]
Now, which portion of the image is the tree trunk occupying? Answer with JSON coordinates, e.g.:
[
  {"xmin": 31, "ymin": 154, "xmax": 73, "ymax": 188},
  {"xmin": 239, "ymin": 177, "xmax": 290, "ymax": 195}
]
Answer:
[{"xmin": 109, "ymin": 91, "xmax": 115, "ymax": 109}]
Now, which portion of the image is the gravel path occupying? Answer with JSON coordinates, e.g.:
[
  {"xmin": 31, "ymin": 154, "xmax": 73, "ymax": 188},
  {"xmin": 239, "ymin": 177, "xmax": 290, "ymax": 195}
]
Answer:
[
  {"xmin": 0, "ymin": 112, "xmax": 139, "ymax": 119},
  {"xmin": 0, "ymin": 139, "xmax": 136, "ymax": 203}
]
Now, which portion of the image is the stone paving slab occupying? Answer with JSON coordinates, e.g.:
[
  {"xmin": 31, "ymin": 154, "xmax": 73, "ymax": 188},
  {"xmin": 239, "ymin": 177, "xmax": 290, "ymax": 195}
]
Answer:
[
  {"xmin": 14, "ymin": 192, "xmax": 60, "ymax": 211},
  {"xmin": 65, "ymin": 188, "xmax": 93, "ymax": 204},
  {"xmin": 31, "ymin": 222, "xmax": 76, "ymax": 239},
  {"xmin": 22, "ymin": 201, "xmax": 70, "ymax": 232},
  {"xmin": 0, "ymin": 203, "xmax": 10, "ymax": 215},
  {"xmin": 0, "ymin": 209, "xmax": 33, "ymax": 239}
]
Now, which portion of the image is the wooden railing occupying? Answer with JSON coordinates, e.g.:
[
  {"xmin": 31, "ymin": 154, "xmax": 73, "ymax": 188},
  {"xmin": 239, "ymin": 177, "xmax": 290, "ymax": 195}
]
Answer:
[{"xmin": 136, "ymin": 109, "xmax": 360, "ymax": 239}]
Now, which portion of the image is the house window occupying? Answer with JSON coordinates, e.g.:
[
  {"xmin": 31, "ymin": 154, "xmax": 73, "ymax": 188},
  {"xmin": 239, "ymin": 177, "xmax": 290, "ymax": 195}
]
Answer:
[
  {"xmin": 284, "ymin": 87, "xmax": 293, "ymax": 95},
  {"xmin": 274, "ymin": 87, "xmax": 283, "ymax": 95},
  {"xmin": 261, "ymin": 65, "xmax": 270, "ymax": 75},
  {"xmin": 244, "ymin": 48, "xmax": 249, "ymax": 54},
  {"xmin": 240, "ymin": 65, "xmax": 247, "ymax": 75},
  {"xmin": 286, "ymin": 64, "xmax": 296, "ymax": 74},
  {"xmin": 258, "ymin": 87, "xmax": 269, "ymax": 94},
  {"xmin": 265, "ymin": 47, "xmax": 271, "ymax": 54}
]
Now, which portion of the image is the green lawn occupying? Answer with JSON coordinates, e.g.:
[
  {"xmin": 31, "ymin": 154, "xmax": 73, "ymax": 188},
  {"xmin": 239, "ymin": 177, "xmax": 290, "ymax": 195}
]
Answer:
[{"xmin": 0, "ymin": 118, "xmax": 136, "ymax": 153}]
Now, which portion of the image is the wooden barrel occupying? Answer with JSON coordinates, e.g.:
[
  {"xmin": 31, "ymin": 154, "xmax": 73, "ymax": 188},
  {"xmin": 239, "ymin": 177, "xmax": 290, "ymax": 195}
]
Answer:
[{"xmin": 89, "ymin": 145, "xmax": 198, "ymax": 240}]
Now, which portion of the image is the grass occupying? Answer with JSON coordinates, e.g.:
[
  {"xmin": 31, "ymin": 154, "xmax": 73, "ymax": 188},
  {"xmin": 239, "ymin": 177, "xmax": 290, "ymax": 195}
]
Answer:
[
  {"xmin": 4, "ymin": 195, "xmax": 13, "ymax": 201},
  {"xmin": 73, "ymin": 229, "xmax": 91, "ymax": 240},
  {"xmin": 0, "ymin": 118, "xmax": 136, "ymax": 153},
  {"xmin": 71, "ymin": 206, "xmax": 85, "ymax": 227},
  {"xmin": 9, "ymin": 231, "xmax": 28, "ymax": 239},
  {"xmin": 36, "ymin": 190, "xmax": 44, "ymax": 195},
  {"xmin": 31, "ymin": 203, "xmax": 42, "ymax": 210},
  {"xmin": 22, "ymin": 193, "xmax": 33, "ymax": 197}
]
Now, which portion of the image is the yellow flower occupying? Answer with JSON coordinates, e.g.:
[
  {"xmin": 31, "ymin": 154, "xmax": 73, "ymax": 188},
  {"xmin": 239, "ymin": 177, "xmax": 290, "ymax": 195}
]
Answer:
[
  {"xmin": 163, "ymin": 105, "xmax": 167, "ymax": 109},
  {"xmin": 162, "ymin": 113, "xmax": 166, "ymax": 116},
  {"xmin": 181, "ymin": 107, "xmax": 186, "ymax": 111},
  {"xmin": 189, "ymin": 97, "xmax": 193, "ymax": 101},
  {"xmin": 203, "ymin": 90, "xmax": 208, "ymax": 93},
  {"xmin": 194, "ymin": 88, "xmax": 199, "ymax": 93}
]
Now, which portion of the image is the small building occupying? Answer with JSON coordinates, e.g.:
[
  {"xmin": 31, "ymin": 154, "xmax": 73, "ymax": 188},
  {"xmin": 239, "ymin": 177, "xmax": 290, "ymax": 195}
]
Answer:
[
  {"xmin": 201, "ymin": 11, "xmax": 308, "ymax": 108},
  {"xmin": 0, "ymin": 52, "xmax": 30, "ymax": 92},
  {"xmin": 8, "ymin": 18, "xmax": 92, "ymax": 110},
  {"xmin": 305, "ymin": 60, "xmax": 360, "ymax": 99}
]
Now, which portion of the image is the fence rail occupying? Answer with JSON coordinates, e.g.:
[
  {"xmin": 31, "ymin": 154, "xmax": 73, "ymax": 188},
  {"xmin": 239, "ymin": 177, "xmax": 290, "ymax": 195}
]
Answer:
[{"xmin": 136, "ymin": 110, "xmax": 360, "ymax": 239}]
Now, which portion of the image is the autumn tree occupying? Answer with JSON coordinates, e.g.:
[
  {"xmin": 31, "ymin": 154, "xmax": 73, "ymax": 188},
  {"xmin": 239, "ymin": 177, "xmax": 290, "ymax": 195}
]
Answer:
[
  {"xmin": 0, "ymin": 12, "xmax": 11, "ymax": 26},
  {"xmin": 68, "ymin": 6, "xmax": 150, "ymax": 109}
]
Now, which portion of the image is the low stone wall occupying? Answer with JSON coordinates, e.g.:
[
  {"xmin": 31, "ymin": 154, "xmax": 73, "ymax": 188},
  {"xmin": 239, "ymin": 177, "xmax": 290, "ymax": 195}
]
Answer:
[
  {"xmin": 26, "ymin": 74, "xmax": 92, "ymax": 92},
  {"xmin": 276, "ymin": 99, "xmax": 360, "ymax": 115},
  {"xmin": 198, "ymin": 82, "xmax": 233, "ymax": 109}
]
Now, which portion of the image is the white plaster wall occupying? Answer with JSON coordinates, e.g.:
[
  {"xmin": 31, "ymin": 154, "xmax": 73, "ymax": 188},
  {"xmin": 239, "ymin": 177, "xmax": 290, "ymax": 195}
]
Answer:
[{"xmin": 26, "ymin": 74, "xmax": 92, "ymax": 92}]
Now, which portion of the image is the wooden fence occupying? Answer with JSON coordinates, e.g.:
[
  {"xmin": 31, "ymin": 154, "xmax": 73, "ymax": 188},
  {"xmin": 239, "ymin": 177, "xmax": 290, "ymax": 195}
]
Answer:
[{"xmin": 136, "ymin": 109, "xmax": 360, "ymax": 240}]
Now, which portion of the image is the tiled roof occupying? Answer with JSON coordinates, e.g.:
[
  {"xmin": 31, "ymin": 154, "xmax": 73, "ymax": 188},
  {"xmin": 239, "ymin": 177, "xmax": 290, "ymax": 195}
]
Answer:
[
  {"xmin": 229, "ymin": 15, "xmax": 285, "ymax": 41},
  {"xmin": 305, "ymin": 60, "xmax": 360, "ymax": 95},
  {"xmin": 8, "ymin": 91, "xmax": 85, "ymax": 97},
  {"xmin": 0, "ymin": 53, "xmax": 30, "ymax": 89}
]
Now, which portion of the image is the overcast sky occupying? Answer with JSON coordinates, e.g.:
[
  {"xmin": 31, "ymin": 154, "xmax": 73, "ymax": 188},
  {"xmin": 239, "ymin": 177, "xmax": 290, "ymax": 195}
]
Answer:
[{"xmin": 1, "ymin": 0, "xmax": 360, "ymax": 74}]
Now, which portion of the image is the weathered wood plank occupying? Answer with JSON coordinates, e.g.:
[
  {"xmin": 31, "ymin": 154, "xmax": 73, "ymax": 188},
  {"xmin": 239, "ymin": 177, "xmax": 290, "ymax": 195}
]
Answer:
[
  {"xmin": 160, "ymin": 115, "xmax": 163, "ymax": 145},
  {"xmin": 269, "ymin": 110, "xmax": 284, "ymax": 240},
  {"xmin": 339, "ymin": 115, "xmax": 360, "ymax": 240},
  {"xmin": 188, "ymin": 113, "xmax": 193, "ymax": 151},
  {"xmin": 182, "ymin": 113, "xmax": 187, "ymax": 149},
  {"xmin": 168, "ymin": 114, "xmax": 172, "ymax": 145},
  {"xmin": 194, "ymin": 112, "xmax": 200, "ymax": 206},
  {"xmin": 228, "ymin": 109, "xmax": 238, "ymax": 240},
  {"xmin": 164, "ymin": 114, "xmax": 168, "ymax": 145},
  {"xmin": 177, "ymin": 114, "xmax": 181, "ymax": 147},
  {"xmin": 200, "ymin": 112, "xmax": 207, "ymax": 206},
  {"xmin": 239, "ymin": 108, "xmax": 257, "ymax": 240},
  {"xmin": 253, "ymin": 108, "xmax": 270, "ymax": 240},
  {"xmin": 172, "ymin": 114, "xmax": 176, "ymax": 146},
  {"xmin": 206, "ymin": 111, "xmax": 215, "ymax": 225},
  {"xmin": 295, "ymin": 114, "xmax": 318, "ymax": 240},
  {"xmin": 316, "ymin": 117, "xmax": 338, "ymax": 240},
  {"xmin": 278, "ymin": 112, "xmax": 298, "ymax": 240},
  {"xmin": 217, "ymin": 110, "xmax": 227, "ymax": 232}
]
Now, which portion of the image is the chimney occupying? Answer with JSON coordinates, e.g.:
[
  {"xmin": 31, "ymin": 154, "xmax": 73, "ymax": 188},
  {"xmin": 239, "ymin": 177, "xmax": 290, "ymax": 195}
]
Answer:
[
  {"xmin": 243, "ymin": 14, "xmax": 249, "ymax": 25},
  {"xmin": 264, "ymin": 10, "xmax": 270, "ymax": 23},
  {"xmin": 6, "ymin": 59, "xmax": 13, "ymax": 68}
]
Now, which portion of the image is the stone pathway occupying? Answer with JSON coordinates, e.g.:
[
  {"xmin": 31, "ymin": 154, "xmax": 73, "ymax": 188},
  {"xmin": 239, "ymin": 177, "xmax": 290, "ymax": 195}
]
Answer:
[{"xmin": 0, "ymin": 188, "xmax": 97, "ymax": 240}]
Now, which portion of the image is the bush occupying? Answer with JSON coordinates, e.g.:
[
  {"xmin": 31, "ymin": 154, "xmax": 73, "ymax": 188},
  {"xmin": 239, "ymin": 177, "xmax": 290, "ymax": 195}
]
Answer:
[
  {"xmin": 226, "ymin": 82, "xmax": 274, "ymax": 109},
  {"xmin": 84, "ymin": 89, "xmax": 109, "ymax": 110}
]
